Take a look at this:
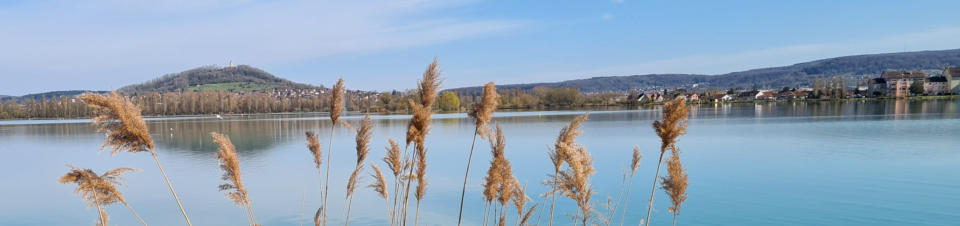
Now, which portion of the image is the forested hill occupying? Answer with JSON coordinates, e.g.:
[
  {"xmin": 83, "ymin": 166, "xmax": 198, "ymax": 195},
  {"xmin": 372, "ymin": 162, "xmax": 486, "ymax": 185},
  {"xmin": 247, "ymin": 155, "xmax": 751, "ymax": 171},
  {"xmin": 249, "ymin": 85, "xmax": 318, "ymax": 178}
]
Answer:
[
  {"xmin": 118, "ymin": 65, "xmax": 321, "ymax": 94},
  {"xmin": 1, "ymin": 90, "xmax": 109, "ymax": 103},
  {"xmin": 449, "ymin": 48, "xmax": 960, "ymax": 93}
]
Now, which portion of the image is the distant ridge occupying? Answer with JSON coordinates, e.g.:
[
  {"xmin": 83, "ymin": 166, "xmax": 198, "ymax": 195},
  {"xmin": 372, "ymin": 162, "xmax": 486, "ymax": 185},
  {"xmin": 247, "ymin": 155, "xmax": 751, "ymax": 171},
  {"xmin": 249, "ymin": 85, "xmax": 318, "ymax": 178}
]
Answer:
[
  {"xmin": 119, "ymin": 65, "xmax": 321, "ymax": 94},
  {"xmin": 449, "ymin": 48, "xmax": 960, "ymax": 93},
  {"xmin": 1, "ymin": 90, "xmax": 109, "ymax": 103}
]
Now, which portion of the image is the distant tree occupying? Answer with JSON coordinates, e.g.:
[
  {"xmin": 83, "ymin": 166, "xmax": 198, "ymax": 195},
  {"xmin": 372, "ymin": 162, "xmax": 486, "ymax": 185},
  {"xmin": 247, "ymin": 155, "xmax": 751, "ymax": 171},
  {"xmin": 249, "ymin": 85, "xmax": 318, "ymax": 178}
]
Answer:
[
  {"xmin": 910, "ymin": 81, "xmax": 925, "ymax": 95},
  {"xmin": 438, "ymin": 91, "xmax": 461, "ymax": 111}
]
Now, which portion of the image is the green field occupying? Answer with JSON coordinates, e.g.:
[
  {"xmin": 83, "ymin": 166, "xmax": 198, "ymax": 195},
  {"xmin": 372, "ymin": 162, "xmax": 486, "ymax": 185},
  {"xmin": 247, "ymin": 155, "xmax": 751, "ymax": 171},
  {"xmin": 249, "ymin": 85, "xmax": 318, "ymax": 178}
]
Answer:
[{"xmin": 187, "ymin": 82, "xmax": 282, "ymax": 92}]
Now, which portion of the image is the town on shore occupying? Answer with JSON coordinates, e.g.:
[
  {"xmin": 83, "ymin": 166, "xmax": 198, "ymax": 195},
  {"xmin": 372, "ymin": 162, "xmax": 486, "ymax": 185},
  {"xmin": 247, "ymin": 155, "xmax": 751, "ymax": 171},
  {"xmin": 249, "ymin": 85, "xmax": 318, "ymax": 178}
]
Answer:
[{"xmin": 2, "ymin": 67, "xmax": 959, "ymax": 120}]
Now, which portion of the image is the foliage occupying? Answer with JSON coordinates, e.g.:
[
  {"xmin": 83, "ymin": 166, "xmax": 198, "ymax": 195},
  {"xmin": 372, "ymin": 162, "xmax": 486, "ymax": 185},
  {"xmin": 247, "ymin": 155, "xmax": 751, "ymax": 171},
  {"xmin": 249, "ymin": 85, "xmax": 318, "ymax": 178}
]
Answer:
[{"xmin": 438, "ymin": 91, "xmax": 461, "ymax": 111}]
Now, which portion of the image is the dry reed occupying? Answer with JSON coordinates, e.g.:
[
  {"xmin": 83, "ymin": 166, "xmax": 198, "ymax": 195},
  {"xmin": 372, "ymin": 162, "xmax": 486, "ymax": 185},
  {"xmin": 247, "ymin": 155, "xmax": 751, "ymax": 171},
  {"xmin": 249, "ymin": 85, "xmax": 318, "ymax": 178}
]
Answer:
[
  {"xmin": 457, "ymin": 81, "xmax": 498, "ymax": 225},
  {"xmin": 616, "ymin": 146, "xmax": 643, "ymax": 226},
  {"xmin": 306, "ymin": 132, "xmax": 322, "ymax": 169},
  {"xmin": 345, "ymin": 114, "xmax": 373, "ymax": 226},
  {"xmin": 79, "ymin": 91, "xmax": 192, "ymax": 226},
  {"xmin": 320, "ymin": 78, "xmax": 346, "ymax": 226},
  {"xmin": 369, "ymin": 164, "xmax": 393, "ymax": 225},
  {"xmin": 211, "ymin": 132, "xmax": 258, "ymax": 226},
  {"xmin": 60, "ymin": 165, "xmax": 146, "ymax": 226},
  {"xmin": 401, "ymin": 59, "xmax": 441, "ymax": 226},
  {"xmin": 383, "ymin": 138, "xmax": 403, "ymax": 225},
  {"xmin": 660, "ymin": 147, "xmax": 688, "ymax": 226},
  {"xmin": 644, "ymin": 97, "xmax": 688, "ymax": 225},
  {"xmin": 545, "ymin": 114, "xmax": 588, "ymax": 226}
]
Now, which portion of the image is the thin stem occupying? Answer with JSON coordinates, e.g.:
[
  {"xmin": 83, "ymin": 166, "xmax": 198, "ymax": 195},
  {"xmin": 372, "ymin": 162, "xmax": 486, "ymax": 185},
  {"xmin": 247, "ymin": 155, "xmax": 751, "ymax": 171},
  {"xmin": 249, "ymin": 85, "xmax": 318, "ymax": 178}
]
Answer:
[
  {"xmin": 548, "ymin": 168, "xmax": 558, "ymax": 226},
  {"xmin": 672, "ymin": 212, "xmax": 677, "ymax": 226},
  {"xmin": 246, "ymin": 202, "xmax": 258, "ymax": 226},
  {"xmin": 609, "ymin": 171, "xmax": 627, "ymax": 226},
  {"xmin": 457, "ymin": 130, "xmax": 480, "ymax": 226},
  {"xmin": 344, "ymin": 195, "xmax": 355, "ymax": 226},
  {"xmin": 618, "ymin": 175, "xmax": 636, "ymax": 226},
  {"xmin": 123, "ymin": 202, "xmax": 148, "ymax": 226},
  {"xmin": 400, "ymin": 145, "xmax": 415, "ymax": 226},
  {"xmin": 94, "ymin": 191, "xmax": 106, "ymax": 226},
  {"xmin": 150, "ymin": 150, "xmax": 193, "ymax": 226},
  {"xmin": 644, "ymin": 150, "xmax": 667, "ymax": 226},
  {"xmin": 414, "ymin": 201, "xmax": 422, "ymax": 226},
  {"xmin": 322, "ymin": 125, "xmax": 336, "ymax": 226},
  {"xmin": 391, "ymin": 175, "xmax": 401, "ymax": 226}
]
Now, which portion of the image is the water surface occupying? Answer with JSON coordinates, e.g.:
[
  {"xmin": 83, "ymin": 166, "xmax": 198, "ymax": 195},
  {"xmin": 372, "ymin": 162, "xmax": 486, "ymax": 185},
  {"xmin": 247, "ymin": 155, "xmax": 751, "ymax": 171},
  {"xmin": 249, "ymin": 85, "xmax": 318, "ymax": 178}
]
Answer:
[{"xmin": 1, "ymin": 100, "xmax": 958, "ymax": 226}]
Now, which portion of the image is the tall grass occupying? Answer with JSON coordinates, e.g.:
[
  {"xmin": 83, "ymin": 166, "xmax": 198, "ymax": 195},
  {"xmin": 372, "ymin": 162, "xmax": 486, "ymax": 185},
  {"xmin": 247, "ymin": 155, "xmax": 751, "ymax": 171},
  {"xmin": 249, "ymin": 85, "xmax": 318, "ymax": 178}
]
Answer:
[
  {"xmin": 80, "ymin": 91, "xmax": 192, "ymax": 226},
  {"xmin": 644, "ymin": 97, "xmax": 689, "ymax": 226},
  {"xmin": 616, "ymin": 146, "xmax": 642, "ymax": 226},
  {"xmin": 344, "ymin": 114, "xmax": 373, "ymax": 226},
  {"xmin": 458, "ymin": 82, "xmax": 498, "ymax": 226},
  {"xmin": 400, "ymin": 58, "xmax": 441, "ymax": 226},
  {"xmin": 382, "ymin": 138, "xmax": 403, "ymax": 226},
  {"xmin": 545, "ymin": 114, "xmax": 589, "ymax": 226},
  {"xmin": 59, "ymin": 165, "xmax": 146, "ymax": 226},
  {"xmin": 548, "ymin": 114, "xmax": 595, "ymax": 226},
  {"xmin": 659, "ymin": 147, "xmax": 688, "ymax": 226},
  {"xmin": 211, "ymin": 132, "xmax": 258, "ymax": 226},
  {"xmin": 320, "ymin": 78, "xmax": 345, "ymax": 226}
]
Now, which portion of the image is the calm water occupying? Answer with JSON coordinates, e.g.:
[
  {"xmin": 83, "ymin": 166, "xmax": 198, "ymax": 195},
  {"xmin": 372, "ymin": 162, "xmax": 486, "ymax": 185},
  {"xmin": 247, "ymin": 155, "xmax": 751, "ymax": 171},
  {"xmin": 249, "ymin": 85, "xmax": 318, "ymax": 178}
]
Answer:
[{"xmin": 1, "ymin": 100, "xmax": 959, "ymax": 226}]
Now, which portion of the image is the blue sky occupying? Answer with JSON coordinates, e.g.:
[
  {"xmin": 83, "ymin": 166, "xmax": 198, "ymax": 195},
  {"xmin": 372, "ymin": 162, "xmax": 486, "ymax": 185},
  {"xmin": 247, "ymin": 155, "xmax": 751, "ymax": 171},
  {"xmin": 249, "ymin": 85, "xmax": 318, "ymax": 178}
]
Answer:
[{"xmin": 3, "ymin": 0, "xmax": 960, "ymax": 95}]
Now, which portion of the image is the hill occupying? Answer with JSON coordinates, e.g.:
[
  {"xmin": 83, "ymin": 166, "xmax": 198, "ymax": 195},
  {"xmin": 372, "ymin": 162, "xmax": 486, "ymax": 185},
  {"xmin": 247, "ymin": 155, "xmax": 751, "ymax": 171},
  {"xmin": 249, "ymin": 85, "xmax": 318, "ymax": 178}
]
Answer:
[
  {"xmin": 450, "ymin": 48, "xmax": 960, "ymax": 93},
  {"xmin": 119, "ymin": 65, "xmax": 321, "ymax": 94},
  {"xmin": 1, "ymin": 90, "xmax": 109, "ymax": 103}
]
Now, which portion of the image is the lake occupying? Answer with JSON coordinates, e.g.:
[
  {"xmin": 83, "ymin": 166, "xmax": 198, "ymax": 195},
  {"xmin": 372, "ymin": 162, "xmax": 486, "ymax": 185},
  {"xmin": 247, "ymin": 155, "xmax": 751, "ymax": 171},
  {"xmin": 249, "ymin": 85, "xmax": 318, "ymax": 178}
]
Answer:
[{"xmin": 1, "ymin": 99, "xmax": 959, "ymax": 226}]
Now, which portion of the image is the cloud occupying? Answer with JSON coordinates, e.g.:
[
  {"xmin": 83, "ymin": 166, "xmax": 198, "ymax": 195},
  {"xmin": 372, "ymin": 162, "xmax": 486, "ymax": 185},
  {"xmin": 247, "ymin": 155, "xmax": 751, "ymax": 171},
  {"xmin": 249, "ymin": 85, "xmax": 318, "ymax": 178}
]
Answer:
[
  {"xmin": 0, "ymin": 0, "xmax": 523, "ymax": 94},
  {"xmin": 602, "ymin": 13, "xmax": 614, "ymax": 20}
]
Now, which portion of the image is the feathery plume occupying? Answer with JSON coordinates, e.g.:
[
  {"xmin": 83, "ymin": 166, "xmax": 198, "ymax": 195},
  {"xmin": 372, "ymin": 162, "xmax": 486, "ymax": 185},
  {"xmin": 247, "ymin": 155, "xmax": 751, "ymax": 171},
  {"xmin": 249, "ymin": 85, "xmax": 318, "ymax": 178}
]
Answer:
[
  {"xmin": 645, "ymin": 97, "xmax": 689, "ymax": 225},
  {"xmin": 346, "ymin": 165, "xmax": 362, "ymax": 198},
  {"xmin": 520, "ymin": 204, "xmax": 538, "ymax": 226},
  {"xmin": 383, "ymin": 138, "xmax": 402, "ymax": 176},
  {"xmin": 457, "ymin": 82, "xmax": 497, "ymax": 225},
  {"xmin": 80, "ymin": 91, "xmax": 153, "ymax": 155},
  {"xmin": 330, "ymin": 78, "xmax": 345, "ymax": 124},
  {"xmin": 306, "ymin": 132, "xmax": 322, "ymax": 169},
  {"xmin": 660, "ymin": 149, "xmax": 688, "ymax": 226},
  {"xmin": 80, "ymin": 91, "xmax": 192, "ymax": 226},
  {"xmin": 369, "ymin": 165, "xmax": 389, "ymax": 200},
  {"xmin": 403, "ymin": 59, "xmax": 442, "ymax": 226},
  {"xmin": 60, "ymin": 165, "xmax": 145, "ymax": 226},
  {"xmin": 418, "ymin": 58, "xmax": 441, "ymax": 109},
  {"xmin": 616, "ymin": 146, "xmax": 643, "ymax": 226},
  {"xmin": 631, "ymin": 146, "xmax": 643, "ymax": 175},
  {"xmin": 545, "ymin": 114, "xmax": 588, "ymax": 226},
  {"xmin": 212, "ymin": 132, "xmax": 257, "ymax": 226},
  {"xmin": 356, "ymin": 115, "xmax": 373, "ymax": 164},
  {"xmin": 469, "ymin": 82, "xmax": 498, "ymax": 139}
]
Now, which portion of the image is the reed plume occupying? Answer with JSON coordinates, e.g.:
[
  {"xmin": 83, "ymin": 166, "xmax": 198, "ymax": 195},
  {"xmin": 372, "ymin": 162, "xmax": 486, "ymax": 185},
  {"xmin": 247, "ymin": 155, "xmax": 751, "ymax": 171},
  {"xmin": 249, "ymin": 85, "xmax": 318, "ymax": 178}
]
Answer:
[
  {"xmin": 457, "ymin": 82, "xmax": 498, "ymax": 225},
  {"xmin": 79, "ymin": 91, "xmax": 192, "ymax": 226},
  {"xmin": 60, "ymin": 165, "xmax": 146, "ymax": 226},
  {"xmin": 212, "ymin": 132, "xmax": 258, "ymax": 226},
  {"xmin": 644, "ymin": 97, "xmax": 688, "ymax": 225},
  {"xmin": 513, "ymin": 183, "xmax": 530, "ymax": 226},
  {"xmin": 660, "ymin": 149, "xmax": 688, "ymax": 226},
  {"xmin": 383, "ymin": 138, "xmax": 403, "ymax": 225},
  {"xmin": 345, "ymin": 114, "xmax": 373, "ymax": 226},
  {"xmin": 401, "ymin": 59, "xmax": 441, "ymax": 226},
  {"xmin": 306, "ymin": 132, "xmax": 323, "ymax": 169},
  {"xmin": 369, "ymin": 164, "xmax": 393, "ymax": 225},
  {"xmin": 551, "ymin": 144, "xmax": 596, "ymax": 226},
  {"xmin": 320, "ymin": 78, "xmax": 346, "ymax": 226},
  {"xmin": 617, "ymin": 146, "xmax": 643, "ymax": 226},
  {"xmin": 545, "ymin": 114, "xmax": 588, "ymax": 226},
  {"xmin": 520, "ymin": 204, "xmax": 538, "ymax": 226}
]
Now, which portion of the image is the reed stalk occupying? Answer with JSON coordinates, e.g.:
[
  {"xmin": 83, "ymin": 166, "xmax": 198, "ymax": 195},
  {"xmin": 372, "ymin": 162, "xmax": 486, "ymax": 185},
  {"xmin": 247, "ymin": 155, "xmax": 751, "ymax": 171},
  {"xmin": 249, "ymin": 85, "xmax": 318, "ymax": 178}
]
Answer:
[
  {"xmin": 644, "ymin": 97, "xmax": 688, "ymax": 226},
  {"xmin": 344, "ymin": 114, "xmax": 373, "ymax": 226},
  {"xmin": 321, "ymin": 78, "xmax": 345, "ymax": 226},
  {"xmin": 79, "ymin": 92, "xmax": 191, "ymax": 226},
  {"xmin": 212, "ymin": 132, "xmax": 258, "ymax": 226},
  {"xmin": 660, "ymin": 145, "xmax": 688, "ymax": 226},
  {"xmin": 60, "ymin": 165, "xmax": 143, "ymax": 226},
  {"xmin": 545, "ymin": 114, "xmax": 588, "ymax": 226},
  {"xmin": 618, "ymin": 146, "xmax": 642, "ymax": 226},
  {"xmin": 458, "ymin": 82, "xmax": 498, "ymax": 225},
  {"xmin": 382, "ymin": 138, "xmax": 402, "ymax": 226},
  {"xmin": 401, "ymin": 59, "xmax": 441, "ymax": 226}
]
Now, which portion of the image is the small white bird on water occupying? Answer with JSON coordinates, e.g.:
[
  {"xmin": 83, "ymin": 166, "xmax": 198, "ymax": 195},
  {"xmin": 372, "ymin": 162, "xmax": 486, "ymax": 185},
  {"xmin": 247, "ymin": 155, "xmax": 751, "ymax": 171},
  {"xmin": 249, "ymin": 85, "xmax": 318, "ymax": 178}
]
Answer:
[{"xmin": 215, "ymin": 114, "xmax": 223, "ymax": 119}]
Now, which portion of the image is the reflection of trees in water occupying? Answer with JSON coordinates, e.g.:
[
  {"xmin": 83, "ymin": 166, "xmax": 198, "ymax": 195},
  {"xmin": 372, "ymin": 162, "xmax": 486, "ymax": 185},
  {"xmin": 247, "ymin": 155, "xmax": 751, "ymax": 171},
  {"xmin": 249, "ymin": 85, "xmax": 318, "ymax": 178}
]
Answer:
[{"xmin": 150, "ymin": 118, "xmax": 330, "ymax": 158}]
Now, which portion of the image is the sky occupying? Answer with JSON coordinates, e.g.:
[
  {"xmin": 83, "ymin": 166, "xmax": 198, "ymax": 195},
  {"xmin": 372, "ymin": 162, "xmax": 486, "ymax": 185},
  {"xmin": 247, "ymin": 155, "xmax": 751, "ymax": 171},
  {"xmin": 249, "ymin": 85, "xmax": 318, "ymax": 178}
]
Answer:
[{"xmin": 3, "ymin": 0, "xmax": 960, "ymax": 95}]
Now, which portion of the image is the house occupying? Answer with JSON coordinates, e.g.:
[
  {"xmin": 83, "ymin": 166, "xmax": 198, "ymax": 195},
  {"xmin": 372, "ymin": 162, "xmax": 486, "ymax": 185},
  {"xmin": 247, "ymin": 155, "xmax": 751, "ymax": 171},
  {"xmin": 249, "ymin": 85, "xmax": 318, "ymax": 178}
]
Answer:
[
  {"xmin": 882, "ymin": 70, "xmax": 925, "ymax": 97},
  {"xmin": 638, "ymin": 93, "xmax": 663, "ymax": 103},
  {"xmin": 738, "ymin": 90, "xmax": 760, "ymax": 100},
  {"xmin": 867, "ymin": 78, "xmax": 887, "ymax": 97},
  {"xmin": 944, "ymin": 66, "xmax": 960, "ymax": 94},
  {"xmin": 755, "ymin": 91, "xmax": 776, "ymax": 100},
  {"xmin": 925, "ymin": 76, "xmax": 949, "ymax": 95},
  {"xmin": 721, "ymin": 94, "xmax": 735, "ymax": 101}
]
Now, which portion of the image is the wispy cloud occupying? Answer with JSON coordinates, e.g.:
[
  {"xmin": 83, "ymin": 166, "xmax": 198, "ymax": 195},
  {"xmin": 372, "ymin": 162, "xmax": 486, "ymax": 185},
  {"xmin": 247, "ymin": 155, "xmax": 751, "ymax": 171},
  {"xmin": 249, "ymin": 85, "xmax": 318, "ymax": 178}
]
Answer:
[
  {"xmin": 602, "ymin": 13, "xmax": 614, "ymax": 20},
  {"xmin": 0, "ymin": 0, "xmax": 523, "ymax": 94}
]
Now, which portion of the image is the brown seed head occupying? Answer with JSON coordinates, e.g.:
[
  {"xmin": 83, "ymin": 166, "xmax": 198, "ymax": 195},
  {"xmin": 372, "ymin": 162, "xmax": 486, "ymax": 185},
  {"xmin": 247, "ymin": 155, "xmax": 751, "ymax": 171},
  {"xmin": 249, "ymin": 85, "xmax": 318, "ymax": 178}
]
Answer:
[
  {"xmin": 469, "ymin": 82, "xmax": 498, "ymax": 139},
  {"xmin": 212, "ymin": 132, "xmax": 250, "ymax": 206},
  {"xmin": 59, "ymin": 165, "xmax": 138, "ymax": 207},
  {"xmin": 346, "ymin": 164, "xmax": 363, "ymax": 197},
  {"xmin": 660, "ymin": 149, "xmax": 689, "ymax": 214},
  {"xmin": 653, "ymin": 97, "xmax": 689, "ymax": 152},
  {"xmin": 355, "ymin": 114, "xmax": 373, "ymax": 165},
  {"xmin": 418, "ymin": 58, "xmax": 442, "ymax": 109},
  {"xmin": 79, "ymin": 91, "xmax": 154, "ymax": 155},
  {"xmin": 368, "ymin": 164, "xmax": 389, "ymax": 200},
  {"xmin": 305, "ymin": 132, "xmax": 322, "ymax": 169},
  {"xmin": 382, "ymin": 138, "xmax": 402, "ymax": 176},
  {"xmin": 330, "ymin": 78, "xmax": 345, "ymax": 124},
  {"xmin": 549, "ymin": 114, "xmax": 588, "ymax": 172},
  {"xmin": 631, "ymin": 145, "xmax": 643, "ymax": 176}
]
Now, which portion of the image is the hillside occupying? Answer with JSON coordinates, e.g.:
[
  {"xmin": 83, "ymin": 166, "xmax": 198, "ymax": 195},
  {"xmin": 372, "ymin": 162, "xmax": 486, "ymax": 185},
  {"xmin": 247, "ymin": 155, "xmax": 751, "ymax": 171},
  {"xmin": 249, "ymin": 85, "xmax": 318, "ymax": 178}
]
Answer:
[
  {"xmin": 450, "ymin": 48, "xmax": 960, "ymax": 93},
  {"xmin": 1, "ymin": 90, "xmax": 109, "ymax": 103},
  {"xmin": 119, "ymin": 65, "xmax": 321, "ymax": 94}
]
